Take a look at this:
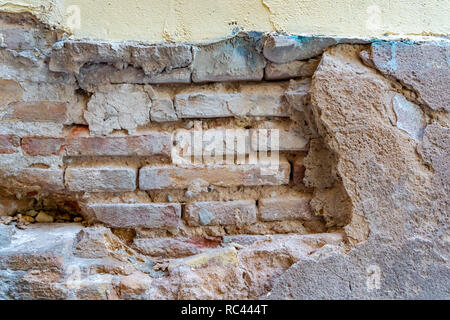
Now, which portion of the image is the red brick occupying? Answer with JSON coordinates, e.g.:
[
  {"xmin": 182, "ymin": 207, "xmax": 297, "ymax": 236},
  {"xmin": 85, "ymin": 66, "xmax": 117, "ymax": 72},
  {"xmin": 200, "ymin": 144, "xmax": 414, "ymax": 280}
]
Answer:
[
  {"xmin": 139, "ymin": 160, "xmax": 290, "ymax": 190},
  {"xmin": 0, "ymin": 134, "xmax": 20, "ymax": 154},
  {"xmin": 184, "ymin": 200, "xmax": 257, "ymax": 226},
  {"xmin": 259, "ymin": 197, "xmax": 314, "ymax": 222},
  {"xmin": 85, "ymin": 203, "xmax": 181, "ymax": 229},
  {"xmin": 0, "ymin": 78, "xmax": 23, "ymax": 106},
  {"xmin": 21, "ymin": 133, "xmax": 171, "ymax": 156},
  {"xmin": 3, "ymin": 101, "xmax": 67, "ymax": 122}
]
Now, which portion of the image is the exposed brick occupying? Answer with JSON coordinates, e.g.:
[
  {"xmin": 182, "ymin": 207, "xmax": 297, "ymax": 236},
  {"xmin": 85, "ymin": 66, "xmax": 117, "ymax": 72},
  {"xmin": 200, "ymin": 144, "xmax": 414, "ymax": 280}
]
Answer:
[
  {"xmin": 65, "ymin": 167, "xmax": 137, "ymax": 192},
  {"xmin": 22, "ymin": 134, "xmax": 172, "ymax": 157},
  {"xmin": 371, "ymin": 40, "xmax": 450, "ymax": 111},
  {"xmin": 173, "ymin": 125, "xmax": 308, "ymax": 160},
  {"xmin": 1, "ymin": 101, "xmax": 67, "ymax": 122},
  {"xmin": 0, "ymin": 168, "xmax": 65, "ymax": 192},
  {"xmin": 174, "ymin": 83, "xmax": 289, "ymax": 119},
  {"xmin": 259, "ymin": 197, "xmax": 313, "ymax": 222},
  {"xmin": 262, "ymin": 34, "xmax": 368, "ymax": 63},
  {"xmin": 85, "ymin": 203, "xmax": 181, "ymax": 229},
  {"xmin": 0, "ymin": 134, "xmax": 20, "ymax": 154},
  {"xmin": 192, "ymin": 35, "xmax": 265, "ymax": 82},
  {"xmin": 265, "ymin": 59, "xmax": 320, "ymax": 80},
  {"xmin": 139, "ymin": 160, "xmax": 290, "ymax": 190},
  {"xmin": 293, "ymin": 157, "xmax": 306, "ymax": 186},
  {"xmin": 222, "ymin": 234, "xmax": 268, "ymax": 246},
  {"xmin": 21, "ymin": 137, "xmax": 64, "ymax": 156},
  {"xmin": 185, "ymin": 200, "xmax": 257, "ymax": 226},
  {"xmin": 150, "ymin": 99, "xmax": 179, "ymax": 122},
  {"xmin": 0, "ymin": 78, "xmax": 23, "ymax": 106},
  {"xmin": 250, "ymin": 127, "xmax": 309, "ymax": 152}
]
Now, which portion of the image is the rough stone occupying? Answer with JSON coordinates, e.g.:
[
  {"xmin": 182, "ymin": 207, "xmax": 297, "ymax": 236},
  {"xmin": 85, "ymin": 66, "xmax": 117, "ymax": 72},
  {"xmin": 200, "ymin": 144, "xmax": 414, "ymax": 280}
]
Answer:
[
  {"xmin": 370, "ymin": 40, "xmax": 450, "ymax": 111},
  {"xmin": 0, "ymin": 134, "xmax": 20, "ymax": 154},
  {"xmin": 259, "ymin": 197, "xmax": 313, "ymax": 222},
  {"xmin": 174, "ymin": 83, "xmax": 289, "ymax": 119},
  {"xmin": 185, "ymin": 200, "xmax": 257, "ymax": 226},
  {"xmin": 264, "ymin": 58, "xmax": 320, "ymax": 80},
  {"xmin": 35, "ymin": 211, "xmax": 54, "ymax": 223},
  {"xmin": 139, "ymin": 160, "xmax": 291, "ymax": 190},
  {"xmin": 50, "ymin": 41, "xmax": 193, "ymax": 77},
  {"xmin": 267, "ymin": 44, "xmax": 450, "ymax": 299},
  {"xmin": 0, "ymin": 78, "xmax": 23, "ymax": 106},
  {"xmin": 83, "ymin": 203, "xmax": 182, "ymax": 229}
]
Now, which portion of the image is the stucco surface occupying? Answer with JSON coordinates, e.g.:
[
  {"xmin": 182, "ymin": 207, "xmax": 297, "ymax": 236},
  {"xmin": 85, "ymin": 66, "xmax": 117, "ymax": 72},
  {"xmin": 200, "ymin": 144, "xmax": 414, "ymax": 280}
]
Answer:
[{"xmin": 0, "ymin": 0, "xmax": 449, "ymax": 42}]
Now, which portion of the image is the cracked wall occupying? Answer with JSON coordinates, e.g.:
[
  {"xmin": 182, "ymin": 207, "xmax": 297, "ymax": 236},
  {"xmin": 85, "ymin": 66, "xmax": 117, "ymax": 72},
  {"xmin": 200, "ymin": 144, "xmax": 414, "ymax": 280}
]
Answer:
[{"xmin": 0, "ymin": 12, "xmax": 449, "ymax": 299}]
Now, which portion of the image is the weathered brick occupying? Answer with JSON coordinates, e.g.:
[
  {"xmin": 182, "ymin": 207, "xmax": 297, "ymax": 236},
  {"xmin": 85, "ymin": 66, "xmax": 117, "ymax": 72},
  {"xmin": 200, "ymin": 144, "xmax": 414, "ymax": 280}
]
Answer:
[
  {"xmin": 174, "ymin": 83, "xmax": 289, "ymax": 119},
  {"xmin": 139, "ymin": 160, "xmax": 290, "ymax": 190},
  {"xmin": 265, "ymin": 59, "xmax": 320, "ymax": 80},
  {"xmin": 85, "ymin": 203, "xmax": 181, "ymax": 229},
  {"xmin": 0, "ymin": 78, "xmax": 23, "ymax": 106},
  {"xmin": 262, "ymin": 34, "xmax": 368, "ymax": 63},
  {"xmin": 185, "ymin": 200, "xmax": 257, "ymax": 226},
  {"xmin": 1, "ymin": 101, "xmax": 67, "ymax": 122},
  {"xmin": 0, "ymin": 168, "xmax": 65, "ymax": 192},
  {"xmin": 250, "ymin": 127, "xmax": 309, "ymax": 152},
  {"xmin": 65, "ymin": 167, "xmax": 137, "ymax": 192},
  {"xmin": 50, "ymin": 41, "xmax": 192, "ymax": 76},
  {"xmin": 259, "ymin": 197, "xmax": 313, "ymax": 222},
  {"xmin": 133, "ymin": 236, "xmax": 221, "ymax": 258},
  {"xmin": 22, "ymin": 133, "xmax": 171, "ymax": 157},
  {"xmin": 222, "ymin": 234, "xmax": 268, "ymax": 246},
  {"xmin": 0, "ymin": 134, "xmax": 20, "ymax": 154},
  {"xmin": 192, "ymin": 35, "xmax": 265, "ymax": 82},
  {"xmin": 173, "ymin": 125, "xmax": 308, "ymax": 161},
  {"xmin": 76, "ymin": 64, "xmax": 191, "ymax": 90},
  {"xmin": 293, "ymin": 157, "xmax": 306, "ymax": 186}
]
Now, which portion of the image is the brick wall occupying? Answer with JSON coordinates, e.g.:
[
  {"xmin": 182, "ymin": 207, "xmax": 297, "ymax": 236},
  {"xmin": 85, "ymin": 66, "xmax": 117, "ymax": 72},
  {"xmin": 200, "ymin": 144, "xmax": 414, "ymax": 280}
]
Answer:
[{"xmin": 1, "ymin": 16, "xmax": 334, "ymax": 246}]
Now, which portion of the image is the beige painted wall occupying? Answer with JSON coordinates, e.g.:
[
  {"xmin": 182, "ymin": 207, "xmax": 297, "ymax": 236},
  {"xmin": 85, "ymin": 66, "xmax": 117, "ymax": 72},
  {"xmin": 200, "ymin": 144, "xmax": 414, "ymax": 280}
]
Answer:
[{"xmin": 1, "ymin": 0, "xmax": 449, "ymax": 42}]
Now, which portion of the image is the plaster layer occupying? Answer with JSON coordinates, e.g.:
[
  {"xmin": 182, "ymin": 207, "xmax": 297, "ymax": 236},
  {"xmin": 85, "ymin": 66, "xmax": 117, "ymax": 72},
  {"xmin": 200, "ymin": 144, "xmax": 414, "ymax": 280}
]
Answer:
[{"xmin": 0, "ymin": 0, "xmax": 449, "ymax": 42}]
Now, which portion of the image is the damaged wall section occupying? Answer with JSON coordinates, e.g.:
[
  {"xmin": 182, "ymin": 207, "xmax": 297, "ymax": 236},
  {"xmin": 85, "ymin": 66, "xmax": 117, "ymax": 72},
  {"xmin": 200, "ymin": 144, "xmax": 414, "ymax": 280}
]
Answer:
[{"xmin": 0, "ymin": 12, "xmax": 449, "ymax": 299}]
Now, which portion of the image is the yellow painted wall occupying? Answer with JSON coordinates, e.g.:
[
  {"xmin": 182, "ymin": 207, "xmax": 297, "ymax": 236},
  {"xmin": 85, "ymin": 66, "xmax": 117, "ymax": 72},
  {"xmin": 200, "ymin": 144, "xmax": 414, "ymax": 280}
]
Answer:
[{"xmin": 1, "ymin": 0, "xmax": 449, "ymax": 42}]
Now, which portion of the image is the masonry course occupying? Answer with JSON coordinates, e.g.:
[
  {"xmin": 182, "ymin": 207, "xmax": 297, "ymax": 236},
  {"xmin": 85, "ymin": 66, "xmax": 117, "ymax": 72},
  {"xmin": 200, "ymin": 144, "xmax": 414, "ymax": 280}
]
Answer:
[{"xmin": 0, "ymin": 11, "xmax": 448, "ymax": 300}]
